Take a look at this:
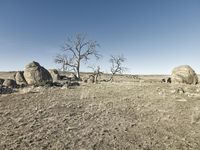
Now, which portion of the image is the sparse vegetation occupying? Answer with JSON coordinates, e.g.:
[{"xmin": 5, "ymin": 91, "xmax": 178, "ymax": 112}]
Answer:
[
  {"xmin": 1, "ymin": 74, "xmax": 200, "ymax": 149},
  {"xmin": 55, "ymin": 33, "xmax": 101, "ymax": 79},
  {"xmin": 88, "ymin": 65, "xmax": 103, "ymax": 83},
  {"xmin": 109, "ymin": 54, "xmax": 127, "ymax": 82},
  {"xmin": 1, "ymin": 0, "xmax": 199, "ymax": 149}
]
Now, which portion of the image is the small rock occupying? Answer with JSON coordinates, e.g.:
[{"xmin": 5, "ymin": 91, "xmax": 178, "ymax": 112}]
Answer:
[
  {"xmin": 167, "ymin": 77, "xmax": 171, "ymax": 83},
  {"xmin": 3, "ymin": 79, "xmax": 17, "ymax": 88},
  {"xmin": 161, "ymin": 78, "xmax": 166, "ymax": 83}
]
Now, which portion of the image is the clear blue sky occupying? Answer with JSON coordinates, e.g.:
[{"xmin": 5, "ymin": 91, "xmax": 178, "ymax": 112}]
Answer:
[{"xmin": 0, "ymin": 0, "xmax": 200, "ymax": 74}]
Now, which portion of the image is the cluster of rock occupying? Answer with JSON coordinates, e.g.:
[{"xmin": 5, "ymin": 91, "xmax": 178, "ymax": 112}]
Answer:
[
  {"xmin": 0, "ymin": 78, "xmax": 16, "ymax": 94},
  {"xmin": 161, "ymin": 77, "xmax": 171, "ymax": 83},
  {"xmin": 1, "ymin": 61, "xmax": 199, "ymax": 95},
  {"xmin": 0, "ymin": 61, "xmax": 81, "ymax": 94},
  {"xmin": 0, "ymin": 85, "xmax": 14, "ymax": 94}
]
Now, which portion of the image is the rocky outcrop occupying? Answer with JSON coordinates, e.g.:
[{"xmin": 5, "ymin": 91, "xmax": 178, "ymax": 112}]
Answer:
[
  {"xmin": 14, "ymin": 71, "xmax": 27, "ymax": 86},
  {"xmin": 49, "ymin": 69, "xmax": 60, "ymax": 82},
  {"xmin": 171, "ymin": 65, "xmax": 198, "ymax": 85},
  {"xmin": 24, "ymin": 61, "xmax": 52, "ymax": 85}
]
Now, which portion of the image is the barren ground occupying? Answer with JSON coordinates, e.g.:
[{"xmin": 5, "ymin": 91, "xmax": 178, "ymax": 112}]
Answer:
[{"xmin": 1, "ymin": 73, "xmax": 200, "ymax": 150}]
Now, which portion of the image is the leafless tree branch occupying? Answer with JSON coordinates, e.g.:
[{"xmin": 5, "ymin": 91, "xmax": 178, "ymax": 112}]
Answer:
[
  {"xmin": 54, "ymin": 33, "xmax": 101, "ymax": 79},
  {"xmin": 88, "ymin": 65, "xmax": 103, "ymax": 83},
  {"xmin": 109, "ymin": 54, "xmax": 127, "ymax": 82}
]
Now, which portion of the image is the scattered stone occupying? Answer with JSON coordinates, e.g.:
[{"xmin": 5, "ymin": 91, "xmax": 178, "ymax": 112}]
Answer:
[
  {"xmin": 60, "ymin": 75, "xmax": 68, "ymax": 80},
  {"xmin": 0, "ymin": 86, "xmax": 13, "ymax": 94},
  {"xmin": 52, "ymin": 82, "xmax": 63, "ymax": 87},
  {"xmin": 161, "ymin": 78, "xmax": 166, "ymax": 83},
  {"xmin": 14, "ymin": 71, "xmax": 27, "ymax": 86},
  {"xmin": 24, "ymin": 61, "xmax": 52, "ymax": 85},
  {"xmin": 161, "ymin": 78, "xmax": 171, "ymax": 83},
  {"xmin": 48, "ymin": 69, "xmax": 60, "ymax": 82},
  {"xmin": 178, "ymin": 87, "xmax": 185, "ymax": 94},
  {"xmin": 69, "ymin": 81, "xmax": 80, "ymax": 87},
  {"xmin": 167, "ymin": 77, "xmax": 171, "ymax": 83},
  {"xmin": 62, "ymin": 81, "xmax": 80, "ymax": 89},
  {"xmin": 171, "ymin": 87, "xmax": 185, "ymax": 94},
  {"xmin": 3, "ymin": 79, "xmax": 17, "ymax": 88},
  {"xmin": 171, "ymin": 65, "xmax": 198, "ymax": 84}
]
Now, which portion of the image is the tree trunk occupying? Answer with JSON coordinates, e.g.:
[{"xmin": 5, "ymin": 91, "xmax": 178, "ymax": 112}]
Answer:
[
  {"xmin": 94, "ymin": 74, "xmax": 98, "ymax": 83},
  {"xmin": 108, "ymin": 73, "xmax": 115, "ymax": 82},
  {"xmin": 76, "ymin": 62, "xmax": 80, "ymax": 80},
  {"xmin": 62, "ymin": 63, "xmax": 65, "ymax": 71},
  {"xmin": 77, "ymin": 69, "xmax": 80, "ymax": 80}
]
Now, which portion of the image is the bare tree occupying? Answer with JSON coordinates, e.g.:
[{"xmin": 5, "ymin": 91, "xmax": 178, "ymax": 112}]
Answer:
[
  {"xmin": 55, "ymin": 33, "xmax": 101, "ymax": 79},
  {"xmin": 109, "ymin": 54, "xmax": 127, "ymax": 82},
  {"xmin": 88, "ymin": 65, "xmax": 103, "ymax": 83},
  {"xmin": 54, "ymin": 54, "xmax": 68, "ymax": 71}
]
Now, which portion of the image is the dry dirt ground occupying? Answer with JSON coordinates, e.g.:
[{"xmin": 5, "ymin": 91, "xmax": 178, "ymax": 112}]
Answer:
[{"xmin": 1, "ymin": 74, "xmax": 200, "ymax": 150}]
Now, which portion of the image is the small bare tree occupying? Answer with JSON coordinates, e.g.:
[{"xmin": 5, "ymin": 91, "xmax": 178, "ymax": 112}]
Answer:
[
  {"xmin": 55, "ymin": 33, "xmax": 101, "ymax": 79},
  {"xmin": 88, "ymin": 65, "xmax": 103, "ymax": 83},
  {"xmin": 109, "ymin": 54, "xmax": 127, "ymax": 82},
  {"xmin": 54, "ymin": 54, "xmax": 68, "ymax": 71}
]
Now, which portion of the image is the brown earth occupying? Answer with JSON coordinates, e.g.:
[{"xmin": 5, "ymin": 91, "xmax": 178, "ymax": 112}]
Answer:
[{"xmin": 1, "ymin": 72, "xmax": 200, "ymax": 150}]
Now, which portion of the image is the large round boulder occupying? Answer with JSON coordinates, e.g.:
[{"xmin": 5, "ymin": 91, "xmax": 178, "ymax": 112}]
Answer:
[
  {"xmin": 48, "ymin": 69, "xmax": 60, "ymax": 82},
  {"xmin": 14, "ymin": 71, "xmax": 27, "ymax": 86},
  {"xmin": 3, "ymin": 79, "xmax": 17, "ymax": 88},
  {"xmin": 24, "ymin": 61, "xmax": 52, "ymax": 85},
  {"xmin": 171, "ymin": 65, "xmax": 198, "ymax": 84}
]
